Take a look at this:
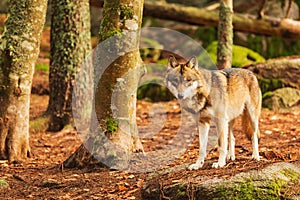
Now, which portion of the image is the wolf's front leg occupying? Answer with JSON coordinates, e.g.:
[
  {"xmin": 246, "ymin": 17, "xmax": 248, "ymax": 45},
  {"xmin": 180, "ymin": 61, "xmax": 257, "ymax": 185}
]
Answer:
[
  {"xmin": 212, "ymin": 119, "xmax": 228, "ymax": 168},
  {"xmin": 188, "ymin": 122, "xmax": 210, "ymax": 170}
]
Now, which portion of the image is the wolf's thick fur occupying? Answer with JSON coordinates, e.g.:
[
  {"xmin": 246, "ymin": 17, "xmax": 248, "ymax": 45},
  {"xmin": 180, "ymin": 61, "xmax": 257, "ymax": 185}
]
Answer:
[{"xmin": 165, "ymin": 56, "xmax": 261, "ymax": 169}]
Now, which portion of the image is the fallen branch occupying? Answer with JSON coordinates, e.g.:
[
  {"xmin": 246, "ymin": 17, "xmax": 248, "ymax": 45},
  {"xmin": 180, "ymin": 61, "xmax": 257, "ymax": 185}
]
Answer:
[{"xmin": 91, "ymin": 0, "xmax": 300, "ymax": 39}]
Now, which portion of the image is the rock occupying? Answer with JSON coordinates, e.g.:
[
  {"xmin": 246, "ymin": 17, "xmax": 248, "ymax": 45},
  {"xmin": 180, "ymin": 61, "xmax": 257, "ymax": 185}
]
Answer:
[
  {"xmin": 245, "ymin": 57, "xmax": 300, "ymax": 91},
  {"xmin": 263, "ymin": 87, "xmax": 300, "ymax": 112},
  {"xmin": 141, "ymin": 162, "xmax": 300, "ymax": 200}
]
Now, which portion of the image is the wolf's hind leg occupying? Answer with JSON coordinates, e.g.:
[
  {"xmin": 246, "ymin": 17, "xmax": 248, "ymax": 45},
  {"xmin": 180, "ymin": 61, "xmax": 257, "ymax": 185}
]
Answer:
[
  {"xmin": 246, "ymin": 103, "xmax": 260, "ymax": 161},
  {"xmin": 227, "ymin": 119, "xmax": 235, "ymax": 161},
  {"xmin": 188, "ymin": 122, "xmax": 210, "ymax": 170},
  {"xmin": 250, "ymin": 119, "xmax": 260, "ymax": 161}
]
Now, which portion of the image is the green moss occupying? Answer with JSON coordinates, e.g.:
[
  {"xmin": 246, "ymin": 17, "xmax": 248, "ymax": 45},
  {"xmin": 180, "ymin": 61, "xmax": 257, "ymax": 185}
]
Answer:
[
  {"xmin": 204, "ymin": 41, "xmax": 265, "ymax": 68},
  {"xmin": 35, "ymin": 63, "xmax": 49, "ymax": 72},
  {"xmin": 102, "ymin": 29, "xmax": 122, "ymax": 40},
  {"xmin": 214, "ymin": 178, "xmax": 287, "ymax": 200},
  {"xmin": 29, "ymin": 116, "xmax": 49, "ymax": 133},
  {"xmin": 99, "ymin": 1, "xmax": 134, "ymax": 41},
  {"xmin": 267, "ymin": 179, "xmax": 286, "ymax": 198},
  {"xmin": 175, "ymin": 184, "xmax": 187, "ymax": 198},
  {"xmin": 62, "ymin": 124, "xmax": 73, "ymax": 130},
  {"xmin": 258, "ymin": 78, "xmax": 284, "ymax": 95},
  {"xmin": 105, "ymin": 118, "xmax": 119, "ymax": 134},
  {"xmin": 281, "ymin": 169, "xmax": 300, "ymax": 182},
  {"xmin": 120, "ymin": 5, "xmax": 134, "ymax": 20},
  {"xmin": 248, "ymin": 35, "xmax": 300, "ymax": 59},
  {"xmin": 262, "ymin": 91, "xmax": 273, "ymax": 100},
  {"xmin": 157, "ymin": 58, "xmax": 168, "ymax": 66}
]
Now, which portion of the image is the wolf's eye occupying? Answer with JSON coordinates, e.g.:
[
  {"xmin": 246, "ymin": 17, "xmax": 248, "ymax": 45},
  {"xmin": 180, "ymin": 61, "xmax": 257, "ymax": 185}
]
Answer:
[
  {"xmin": 186, "ymin": 78, "xmax": 192, "ymax": 82},
  {"xmin": 172, "ymin": 81, "xmax": 178, "ymax": 86},
  {"xmin": 171, "ymin": 78, "xmax": 179, "ymax": 85}
]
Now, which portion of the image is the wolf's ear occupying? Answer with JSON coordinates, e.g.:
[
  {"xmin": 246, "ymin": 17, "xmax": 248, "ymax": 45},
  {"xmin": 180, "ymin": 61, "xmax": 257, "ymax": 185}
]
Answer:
[
  {"xmin": 168, "ymin": 55, "xmax": 178, "ymax": 68},
  {"xmin": 186, "ymin": 56, "xmax": 198, "ymax": 70}
]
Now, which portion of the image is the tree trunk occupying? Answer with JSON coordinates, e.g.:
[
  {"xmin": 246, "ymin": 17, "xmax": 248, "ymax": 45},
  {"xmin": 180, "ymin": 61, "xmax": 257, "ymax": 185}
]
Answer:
[
  {"xmin": 47, "ymin": 0, "xmax": 92, "ymax": 131},
  {"xmin": 217, "ymin": 0, "xmax": 233, "ymax": 69},
  {"xmin": 64, "ymin": 0, "xmax": 144, "ymax": 169},
  {"xmin": 0, "ymin": 0, "xmax": 47, "ymax": 162}
]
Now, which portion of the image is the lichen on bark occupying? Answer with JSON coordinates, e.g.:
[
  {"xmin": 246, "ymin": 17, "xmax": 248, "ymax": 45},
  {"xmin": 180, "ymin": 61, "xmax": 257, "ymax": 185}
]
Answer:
[
  {"xmin": 0, "ymin": 0, "xmax": 47, "ymax": 162},
  {"xmin": 47, "ymin": 0, "xmax": 92, "ymax": 131},
  {"xmin": 63, "ymin": 0, "xmax": 145, "ymax": 169},
  {"xmin": 217, "ymin": 0, "xmax": 233, "ymax": 69},
  {"xmin": 94, "ymin": 0, "xmax": 144, "ymax": 153}
]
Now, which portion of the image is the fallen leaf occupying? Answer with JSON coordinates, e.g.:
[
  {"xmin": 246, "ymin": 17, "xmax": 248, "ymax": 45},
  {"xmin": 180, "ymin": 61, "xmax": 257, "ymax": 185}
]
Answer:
[
  {"xmin": 136, "ymin": 179, "xmax": 144, "ymax": 188},
  {"xmin": 127, "ymin": 174, "xmax": 135, "ymax": 179},
  {"xmin": 118, "ymin": 185, "xmax": 128, "ymax": 191}
]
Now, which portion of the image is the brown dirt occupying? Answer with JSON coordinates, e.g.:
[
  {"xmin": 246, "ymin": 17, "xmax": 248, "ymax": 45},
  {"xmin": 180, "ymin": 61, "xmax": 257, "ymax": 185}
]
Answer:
[{"xmin": 0, "ymin": 70, "xmax": 299, "ymax": 199}]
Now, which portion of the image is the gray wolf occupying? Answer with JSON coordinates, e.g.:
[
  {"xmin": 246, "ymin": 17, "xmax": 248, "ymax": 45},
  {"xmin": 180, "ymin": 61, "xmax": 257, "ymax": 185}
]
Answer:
[{"xmin": 165, "ymin": 55, "xmax": 261, "ymax": 169}]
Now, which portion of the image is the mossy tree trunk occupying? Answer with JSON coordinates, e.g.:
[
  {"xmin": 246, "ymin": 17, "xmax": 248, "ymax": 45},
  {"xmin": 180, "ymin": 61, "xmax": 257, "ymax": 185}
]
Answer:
[
  {"xmin": 64, "ymin": 0, "xmax": 144, "ymax": 168},
  {"xmin": 47, "ymin": 0, "xmax": 92, "ymax": 131},
  {"xmin": 95, "ymin": 0, "xmax": 144, "ymax": 153},
  {"xmin": 0, "ymin": 0, "xmax": 47, "ymax": 162},
  {"xmin": 217, "ymin": 0, "xmax": 233, "ymax": 69}
]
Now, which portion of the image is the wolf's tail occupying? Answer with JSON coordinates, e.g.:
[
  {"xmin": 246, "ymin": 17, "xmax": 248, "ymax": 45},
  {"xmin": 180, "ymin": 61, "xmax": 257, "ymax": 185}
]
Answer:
[{"xmin": 242, "ymin": 108, "xmax": 261, "ymax": 141}]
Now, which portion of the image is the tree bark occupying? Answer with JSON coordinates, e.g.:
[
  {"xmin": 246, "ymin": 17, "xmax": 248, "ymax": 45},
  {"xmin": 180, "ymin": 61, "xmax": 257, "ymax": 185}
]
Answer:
[
  {"xmin": 0, "ymin": 0, "xmax": 47, "ymax": 162},
  {"xmin": 217, "ymin": 0, "xmax": 233, "ymax": 69},
  {"xmin": 95, "ymin": 0, "xmax": 144, "ymax": 153},
  {"xmin": 64, "ymin": 0, "xmax": 144, "ymax": 168},
  {"xmin": 47, "ymin": 0, "xmax": 92, "ymax": 131}
]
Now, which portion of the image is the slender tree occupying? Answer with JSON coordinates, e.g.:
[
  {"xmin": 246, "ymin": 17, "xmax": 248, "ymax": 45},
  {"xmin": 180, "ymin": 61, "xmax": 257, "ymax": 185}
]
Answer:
[
  {"xmin": 64, "ymin": 0, "xmax": 144, "ymax": 168},
  {"xmin": 0, "ymin": 0, "xmax": 48, "ymax": 162},
  {"xmin": 47, "ymin": 0, "xmax": 92, "ymax": 131},
  {"xmin": 217, "ymin": 0, "xmax": 233, "ymax": 69}
]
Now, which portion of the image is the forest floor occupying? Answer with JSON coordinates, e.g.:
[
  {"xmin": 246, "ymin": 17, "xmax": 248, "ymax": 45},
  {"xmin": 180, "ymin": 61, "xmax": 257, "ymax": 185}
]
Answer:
[{"xmin": 0, "ymin": 69, "xmax": 299, "ymax": 199}]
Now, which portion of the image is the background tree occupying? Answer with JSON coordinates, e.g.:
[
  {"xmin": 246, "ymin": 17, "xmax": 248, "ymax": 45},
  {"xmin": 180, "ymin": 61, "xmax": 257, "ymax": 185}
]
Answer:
[
  {"xmin": 217, "ymin": 0, "xmax": 233, "ymax": 69},
  {"xmin": 0, "ymin": 0, "xmax": 48, "ymax": 162},
  {"xmin": 47, "ymin": 0, "xmax": 92, "ymax": 131},
  {"xmin": 64, "ymin": 0, "xmax": 144, "ymax": 168}
]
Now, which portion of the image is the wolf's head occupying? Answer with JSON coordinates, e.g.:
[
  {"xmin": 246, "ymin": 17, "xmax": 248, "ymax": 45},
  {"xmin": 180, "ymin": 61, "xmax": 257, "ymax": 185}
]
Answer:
[{"xmin": 165, "ymin": 55, "xmax": 202, "ymax": 100}]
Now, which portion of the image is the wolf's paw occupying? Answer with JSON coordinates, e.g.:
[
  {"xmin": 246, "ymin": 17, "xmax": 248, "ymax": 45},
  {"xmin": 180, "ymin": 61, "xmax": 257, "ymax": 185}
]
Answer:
[
  {"xmin": 252, "ymin": 153, "xmax": 260, "ymax": 161},
  {"xmin": 188, "ymin": 162, "xmax": 203, "ymax": 170},
  {"xmin": 212, "ymin": 161, "xmax": 226, "ymax": 168},
  {"xmin": 227, "ymin": 154, "xmax": 235, "ymax": 161}
]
